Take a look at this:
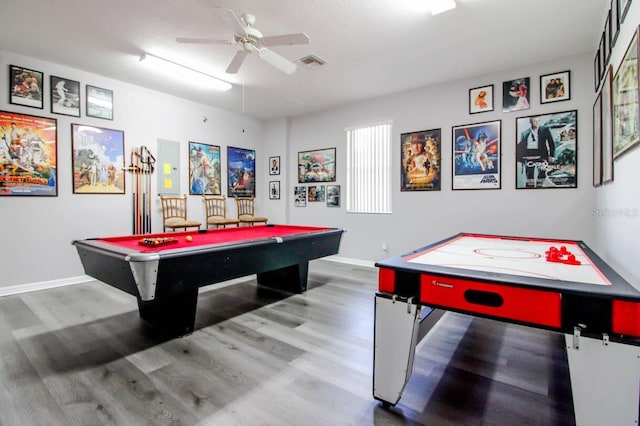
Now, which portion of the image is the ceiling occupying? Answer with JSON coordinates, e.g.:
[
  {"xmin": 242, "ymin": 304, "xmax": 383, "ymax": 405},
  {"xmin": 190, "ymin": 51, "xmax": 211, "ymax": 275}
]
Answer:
[{"xmin": 1, "ymin": 0, "xmax": 604, "ymax": 121}]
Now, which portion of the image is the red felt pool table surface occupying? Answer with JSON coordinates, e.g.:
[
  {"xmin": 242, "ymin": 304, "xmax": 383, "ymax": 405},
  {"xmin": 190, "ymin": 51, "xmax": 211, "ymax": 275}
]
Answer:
[{"xmin": 97, "ymin": 224, "xmax": 333, "ymax": 252}]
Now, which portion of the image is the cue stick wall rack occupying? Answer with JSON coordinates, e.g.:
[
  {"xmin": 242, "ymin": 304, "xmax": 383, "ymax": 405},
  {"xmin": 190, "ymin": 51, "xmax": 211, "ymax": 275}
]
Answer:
[{"xmin": 126, "ymin": 146, "xmax": 156, "ymax": 235}]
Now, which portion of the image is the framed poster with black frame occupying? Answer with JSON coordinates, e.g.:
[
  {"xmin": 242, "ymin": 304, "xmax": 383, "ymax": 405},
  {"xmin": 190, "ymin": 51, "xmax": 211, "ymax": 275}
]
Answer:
[
  {"xmin": 469, "ymin": 84, "xmax": 494, "ymax": 114},
  {"xmin": 452, "ymin": 120, "xmax": 501, "ymax": 190},
  {"xmin": 595, "ymin": 48, "xmax": 602, "ymax": 92},
  {"xmin": 618, "ymin": 0, "xmax": 632, "ymax": 23},
  {"xmin": 269, "ymin": 181, "xmax": 280, "ymax": 199},
  {"xmin": 86, "ymin": 85, "xmax": 113, "ymax": 120},
  {"xmin": 601, "ymin": 65, "xmax": 614, "ymax": 184},
  {"xmin": 0, "ymin": 110, "xmax": 57, "ymax": 196},
  {"xmin": 71, "ymin": 123, "xmax": 125, "ymax": 194},
  {"xmin": 502, "ymin": 77, "xmax": 530, "ymax": 113},
  {"xmin": 515, "ymin": 110, "xmax": 578, "ymax": 189},
  {"xmin": 50, "ymin": 76, "xmax": 81, "ymax": 117},
  {"xmin": 593, "ymin": 90, "xmax": 603, "ymax": 187},
  {"xmin": 327, "ymin": 185, "xmax": 340, "ymax": 207},
  {"xmin": 541, "ymin": 71, "xmax": 570, "ymax": 104},
  {"xmin": 610, "ymin": 0, "xmax": 620, "ymax": 49},
  {"xmin": 227, "ymin": 146, "xmax": 256, "ymax": 197},
  {"xmin": 269, "ymin": 156, "xmax": 280, "ymax": 175},
  {"xmin": 297, "ymin": 148, "xmax": 336, "ymax": 183},
  {"xmin": 612, "ymin": 26, "xmax": 640, "ymax": 160},
  {"xmin": 401, "ymin": 128, "xmax": 441, "ymax": 191},
  {"xmin": 9, "ymin": 65, "xmax": 44, "ymax": 109}
]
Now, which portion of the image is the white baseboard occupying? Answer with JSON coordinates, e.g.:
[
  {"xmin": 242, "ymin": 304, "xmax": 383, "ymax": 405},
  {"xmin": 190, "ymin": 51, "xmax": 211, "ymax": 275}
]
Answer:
[
  {"xmin": 0, "ymin": 256, "xmax": 375, "ymax": 297},
  {"xmin": 0, "ymin": 275, "xmax": 92, "ymax": 297}
]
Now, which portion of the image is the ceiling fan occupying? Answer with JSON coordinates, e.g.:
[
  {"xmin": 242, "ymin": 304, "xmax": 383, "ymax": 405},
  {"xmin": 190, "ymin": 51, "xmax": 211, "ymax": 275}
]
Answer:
[{"xmin": 176, "ymin": 7, "xmax": 309, "ymax": 75}]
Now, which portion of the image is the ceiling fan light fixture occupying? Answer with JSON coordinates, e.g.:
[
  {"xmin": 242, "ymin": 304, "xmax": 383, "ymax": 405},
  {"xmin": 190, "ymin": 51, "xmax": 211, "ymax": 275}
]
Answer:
[
  {"xmin": 429, "ymin": 0, "xmax": 456, "ymax": 15},
  {"xmin": 139, "ymin": 53, "xmax": 232, "ymax": 91}
]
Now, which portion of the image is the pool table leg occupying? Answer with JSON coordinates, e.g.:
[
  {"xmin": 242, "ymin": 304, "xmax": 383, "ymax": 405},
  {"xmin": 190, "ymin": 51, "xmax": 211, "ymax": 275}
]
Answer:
[
  {"xmin": 257, "ymin": 262, "xmax": 309, "ymax": 293},
  {"xmin": 136, "ymin": 288, "xmax": 199, "ymax": 336}
]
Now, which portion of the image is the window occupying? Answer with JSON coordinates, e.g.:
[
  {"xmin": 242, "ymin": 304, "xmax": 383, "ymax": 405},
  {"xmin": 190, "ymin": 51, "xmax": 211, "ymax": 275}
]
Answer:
[{"xmin": 346, "ymin": 120, "xmax": 392, "ymax": 214}]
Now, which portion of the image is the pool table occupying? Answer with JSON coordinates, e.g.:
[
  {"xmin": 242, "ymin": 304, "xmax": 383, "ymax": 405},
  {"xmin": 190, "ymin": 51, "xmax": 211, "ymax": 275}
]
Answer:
[{"xmin": 73, "ymin": 224, "xmax": 343, "ymax": 336}]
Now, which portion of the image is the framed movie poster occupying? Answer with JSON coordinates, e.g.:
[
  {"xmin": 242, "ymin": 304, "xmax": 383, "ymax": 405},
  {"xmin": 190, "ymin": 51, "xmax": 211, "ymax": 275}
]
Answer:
[
  {"xmin": 50, "ymin": 76, "xmax": 81, "ymax": 117},
  {"xmin": 469, "ymin": 84, "xmax": 494, "ymax": 114},
  {"xmin": 401, "ymin": 128, "xmax": 441, "ymax": 191},
  {"xmin": 294, "ymin": 186, "xmax": 307, "ymax": 207},
  {"xmin": 0, "ymin": 111, "xmax": 57, "ymax": 196},
  {"xmin": 269, "ymin": 156, "xmax": 280, "ymax": 175},
  {"xmin": 515, "ymin": 110, "xmax": 577, "ymax": 189},
  {"xmin": 298, "ymin": 148, "xmax": 336, "ymax": 183},
  {"xmin": 502, "ymin": 77, "xmax": 530, "ymax": 113},
  {"xmin": 269, "ymin": 181, "xmax": 280, "ymax": 199},
  {"xmin": 308, "ymin": 185, "xmax": 325, "ymax": 202},
  {"xmin": 9, "ymin": 65, "xmax": 44, "ymax": 109},
  {"xmin": 71, "ymin": 124, "xmax": 125, "ymax": 194},
  {"xmin": 612, "ymin": 26, "xmax": 639, "ymax": 160},
  {"xmin": 327, "ymin": 185, "xmax": 340, "ymax": 207},
  {"xmin": 452, "ymin": 120, "xmax": 501, "ymax": 190},
  {"xmin": 602, "ymin": 66, "xmax": 614, "ymax": 184},
  {"xmin": 540, "ymin": 71, "xmax": 570, "ymax": 103},
  {"xmin": 189, "ymin": 141, "xmax": 221, "ymax": 195},
  {"xmin": 227, "ymin": 146, "xmax": 255, "ymax": 197},
  {"xmin": 593, "ymin": 92, "xmax": 603, "ymax": 187},
  {"xmin": 86, "ymin": 85, "xmax": 113, "ymax": 120}
]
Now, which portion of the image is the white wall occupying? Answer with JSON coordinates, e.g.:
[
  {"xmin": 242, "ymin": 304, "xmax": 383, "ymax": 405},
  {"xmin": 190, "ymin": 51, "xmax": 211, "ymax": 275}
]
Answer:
[
  {"xmin": 280, "ymin": 52, "xmax": 598, "ymax": 264},
  {"xmin": 593, "ymin": 2, "xmax": 640, "ymax": 286},
  {"xmin": 0, "ymin": 50, "xmax": 263, "ymax": 287}
]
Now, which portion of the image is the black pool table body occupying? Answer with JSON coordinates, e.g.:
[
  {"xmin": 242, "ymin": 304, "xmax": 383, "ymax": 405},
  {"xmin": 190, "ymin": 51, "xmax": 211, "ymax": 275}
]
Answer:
[{"xmin": 73, "ymin": 224, "xmax": 343, "ymax": 336}]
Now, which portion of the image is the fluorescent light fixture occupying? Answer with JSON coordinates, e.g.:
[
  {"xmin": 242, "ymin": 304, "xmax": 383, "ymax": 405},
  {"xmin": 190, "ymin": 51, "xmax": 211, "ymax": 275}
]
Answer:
[
  {"xmin": 139, "ymin": 53, "xmax": 232, "ymax": 91},
  {"xmin": 429, "ymin": 0, "xmax": 456, "ymax": 15}
]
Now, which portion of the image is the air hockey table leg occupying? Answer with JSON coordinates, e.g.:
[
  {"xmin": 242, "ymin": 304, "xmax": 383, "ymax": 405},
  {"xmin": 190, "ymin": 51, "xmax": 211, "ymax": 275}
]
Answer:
[
  {"xmin": 373, "ymin": 293, "xmax": 421, "ymax": 406},
  {"xmin": 564, "ymin": 332, "xmax": 640, "ymax": 426}
]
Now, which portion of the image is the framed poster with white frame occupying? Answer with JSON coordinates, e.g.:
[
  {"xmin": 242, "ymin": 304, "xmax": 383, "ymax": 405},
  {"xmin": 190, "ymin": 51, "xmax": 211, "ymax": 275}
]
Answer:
[
  {"xmin": 540, "ymin": 71, "xmax": 570, "ymax": 104},
  {"xmin": 469, "ymin": 84, "xmax": 494, "ymax": 114},
  {"xmin": 452, "ymin": 120, "xmax": 501, "ymax": 190},
  {"xmin": 326, "ymin": 185, "xmax": 340, "ymax": 207}
]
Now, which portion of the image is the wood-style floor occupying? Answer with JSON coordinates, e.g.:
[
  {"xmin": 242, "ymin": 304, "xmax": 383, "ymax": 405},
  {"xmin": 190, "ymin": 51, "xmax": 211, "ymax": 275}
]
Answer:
[{"xmin": 0, "ymin": 260, "xmax": 575, "ymax": 425}]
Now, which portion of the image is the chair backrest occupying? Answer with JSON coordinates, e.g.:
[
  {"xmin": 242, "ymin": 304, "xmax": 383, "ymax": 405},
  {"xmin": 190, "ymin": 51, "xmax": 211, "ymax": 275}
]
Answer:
[
  {"xmin": 235, "ymin": 196, "xmax": 255, "ymax": 218},
  {"xmin": 203, "ymin": 195, "xmax": 228, "ymax": 220},
  {"xmin": 160, "ymin": 194, "xmax": 188, "ymax": 223}
]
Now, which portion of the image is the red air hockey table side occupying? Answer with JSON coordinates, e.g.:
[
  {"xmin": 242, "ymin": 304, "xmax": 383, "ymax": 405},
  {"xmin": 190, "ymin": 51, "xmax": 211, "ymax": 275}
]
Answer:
[{"xmin": 373, "ymin": 233, "xmax": 640, "ymax": 426}]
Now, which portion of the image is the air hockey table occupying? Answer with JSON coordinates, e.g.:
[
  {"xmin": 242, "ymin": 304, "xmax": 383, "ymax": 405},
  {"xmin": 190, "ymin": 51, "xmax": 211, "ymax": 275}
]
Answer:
[{"xmin": 373, "ymin": 233, "xmax": 640, "ymax": 426}]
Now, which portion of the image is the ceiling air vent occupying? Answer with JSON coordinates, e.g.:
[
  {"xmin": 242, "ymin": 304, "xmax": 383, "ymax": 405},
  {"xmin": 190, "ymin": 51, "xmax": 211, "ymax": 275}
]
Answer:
[{"xmin": 296, "ymin": 54, "xmax": 326, "ymax": 69}]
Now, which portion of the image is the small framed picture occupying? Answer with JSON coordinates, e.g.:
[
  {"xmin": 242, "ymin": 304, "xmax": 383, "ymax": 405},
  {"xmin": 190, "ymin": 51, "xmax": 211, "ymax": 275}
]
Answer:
[
  {"xmin": 502, "ymin": 77, "xmax": 530, "ymax": 113},
  {"xmin": 269, "ymin": 181, "xmax": 280, "ymax": 199},
  {"xmin": 593, "ymin": 92, "xmax": 603, "ymax": 187},
  {"xmin": 86, "ymin": 85, "xmax": 113, "ymax": 120},
  {"xmin": 469, "ymin": 85, "xmax": 494, "ymax": 114},
  {"xmin": 594, "ymin": 49, "xmax": 602, "ymax": 92},
  {"xmin": 610, "ymin": 0, "xmax": 620, "ymax": 48},
  {"xmin": 294, "ymin": 186, "xmax": 307, "ymax": 207},
  {"xmin": 618, "ymin": 0, "xmax": 632, "ymax": 24},
  {"xmin": 308, "ymin": 185, "xmax": 325, "ymax": 202},
  {"xmin": 326, "ymin": 185, "xmax": 340, "ymax": 207},
  {"xmin": 269, "ymin": 156, "xmax": 280, "ymax": 175},
  {"xmin": 540, "ymin": 71, "xmax": 570, "ymax": 104},
  {"xmin": 50, "ymin": 76, "xmax": 81, "ymax": 117},
  {"xmin": 9, "ymin": 65, "xmax": 44, "ymax": 109}
]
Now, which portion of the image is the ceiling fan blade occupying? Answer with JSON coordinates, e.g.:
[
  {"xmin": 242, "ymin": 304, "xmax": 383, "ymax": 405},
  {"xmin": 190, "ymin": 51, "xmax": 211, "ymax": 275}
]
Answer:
[
  {"xmin": 215, "ymin": 7, "xmax": 246, "ymax": 36},
  {"xmin": 260, "ymin": 33, "xmax": 310, "ymax": 47},
  {"xmin": 258, "ymin": 47, "xmax": 297, "ymax": 75},
  {"xmin": 226, "ymin": 50, "xmax": 249, "ymax": 74},
  {"xmin": 176, "ymin": 37, "xmax": 232, "ymax": 45}
]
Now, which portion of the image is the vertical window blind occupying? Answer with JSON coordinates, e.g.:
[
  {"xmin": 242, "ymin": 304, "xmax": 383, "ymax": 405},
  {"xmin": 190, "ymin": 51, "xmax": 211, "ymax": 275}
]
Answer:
[{"xmin": 346, "ymin": 120, "xmax": 392, "ymax": 214}]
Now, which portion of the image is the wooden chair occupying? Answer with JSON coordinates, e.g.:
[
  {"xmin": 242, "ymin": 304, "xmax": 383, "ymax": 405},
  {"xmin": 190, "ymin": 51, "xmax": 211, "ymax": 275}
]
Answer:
[
  {"xmin": 203, "ymin": 195, "xmax": 239, "ymax": 229},
  {"xmin": 235, "ymin": 196, "xmax": 268, "ymax": 226},
  {"xmin": 159, "ymin": 194, "xmax": 201, "ymax": 232}
]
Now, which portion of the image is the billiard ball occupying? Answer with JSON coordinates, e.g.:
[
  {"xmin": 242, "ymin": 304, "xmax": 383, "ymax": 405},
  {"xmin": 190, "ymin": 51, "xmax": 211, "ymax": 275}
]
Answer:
[{"xmin": 185, "ymin": 235, "xmax": 193, "ymax": 242}]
